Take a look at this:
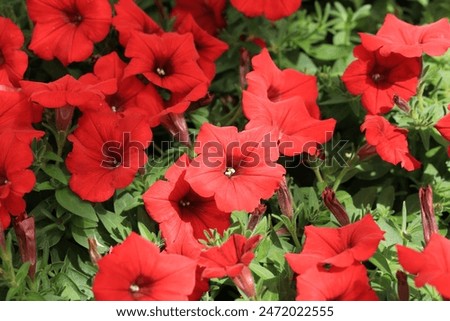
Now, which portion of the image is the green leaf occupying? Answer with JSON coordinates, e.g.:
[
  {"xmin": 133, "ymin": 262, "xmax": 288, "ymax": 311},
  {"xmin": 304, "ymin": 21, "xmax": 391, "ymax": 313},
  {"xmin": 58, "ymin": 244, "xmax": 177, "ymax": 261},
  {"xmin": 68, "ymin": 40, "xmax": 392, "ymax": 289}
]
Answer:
[
  {"xmin": 114, "ymin": 192, "xmax": 140, "ymax": 215},
  {"xmin": 55, "ymin": 188, "xmax": 98, "ymax": 222},
  {"xmin": 42, "ymin": 164, "xmax": 68, "ymax": 185}
]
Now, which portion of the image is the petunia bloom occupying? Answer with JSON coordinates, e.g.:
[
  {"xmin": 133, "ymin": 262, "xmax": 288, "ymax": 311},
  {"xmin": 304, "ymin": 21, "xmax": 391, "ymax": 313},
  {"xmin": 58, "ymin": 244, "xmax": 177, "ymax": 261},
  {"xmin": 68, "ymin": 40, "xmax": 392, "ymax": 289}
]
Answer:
[
  {"xmin": 199, "ymin": 234, "xmax": 262, "ymax": 298},
  {"xmin": 112, "ymin": 0, "xmax": 162, "ymax": 47},
  {"xmin": 359, "ymin": 14, "xmax": 450, "ymax": 58},
  {"xmin": 230, "ymin": 0, "xmax": 302, "ymax": 21},
  {"xmin": 244, "ymin": 95, "xmax": 336, "ymax": 156},
  {"xmin": 171, "ymin": 0, "xmax": 226, "ymax": 35},
  {"xmin": 244, "ymin": 48, "xmax": 320, "ymax": 119},
  {"xmin": 0, "ymin": 132, "xmax": 38, "ymax": 229},
  {"xmin": 0, "ymin": 17, "xmax": 28, "ymax": 87},
  {"xmin": 79, "ymin": 52, "xmax": 163, "ymax": 122},
  {"xmin": 361, "ymin": 115, "xmax": 421, "ymax": 171},
  {"xmin": 26, "ymin": 0, "xmax": 112, "ymax": 66},
  {"xmin": 174, "ymin": 14, "xmax": 229, "ymax": 81},
  {"xmin": 295, "ymin": 264, "xmax": 379, "ymax": 301},
  {"xmin": 143, "ymin": 154, "xmax": 231, "ymax": 245},
  {"xmin": 184, "ymin": 123, "xmax": 285, "ymax": 213},
  {"xmin": 342, "ymin": 45, "xmax": 421, "ymax": 115},
  {"xmin": 93, "ymin": 232, "xmax": 197, "ymax": 301},
  {"xmin": 397, "ymin": 233, "xmax": 450, "ymax": 299},
  {"xmin": 285, "ymin": 214, "xmax": 384, "ymax": 274},
  {"xmin": 66, "ymin": 112, "xmax": 152, "ymax": 202},
  {"xmin": 124, "ymin": 32, "xmax": 209, "ymax": 119}
]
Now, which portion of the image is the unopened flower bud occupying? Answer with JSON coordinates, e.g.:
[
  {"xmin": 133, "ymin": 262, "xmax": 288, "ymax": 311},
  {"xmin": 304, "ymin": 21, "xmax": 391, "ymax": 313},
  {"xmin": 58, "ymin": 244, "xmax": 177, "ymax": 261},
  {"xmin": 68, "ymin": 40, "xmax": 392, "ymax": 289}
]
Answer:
[
  {"xmin": 393, "ymin": 95, "xmax": 411, "ymax": 113},
  {"xmin": 396, "ymin": 270, "xmax": 409, "ymax": 301},
  {"xmin": 248, "ymin": 204, "xmax": 267, "ymax": 230},
  {"xmin": 14, "ymin": 213, "xmax": 36, "ymax": 279},
  {"xmin": 160, "ymin": 113, "xmax": 191, "ymax": 147},
  {"xmin": 277, "ymin": 176, "xmax": 293, "ymax": 218},
  {"xmin": 55, "ymin": 105, "xmax": 75, "ymax": 132},
  {"xmin": 0, "ymin": 221, "xmax": 5, "ymax": 250},
  {"xmin": 357, "ymin": 143, "xmax": 377, "ymax": 161},
  {"xmin": 232, "ymin": 265, "xmax": 256, "ymax": 299},
  {"xmin": 322, "ymin": 187, "xmax": 350, "ymax": 226},
  {"xmin": 88, "ymin": 237, "xmax": 102, "ymax": 266},
  {"xmin": 419, "ymin": 185, "xmax": 438, "ymax": 244}
]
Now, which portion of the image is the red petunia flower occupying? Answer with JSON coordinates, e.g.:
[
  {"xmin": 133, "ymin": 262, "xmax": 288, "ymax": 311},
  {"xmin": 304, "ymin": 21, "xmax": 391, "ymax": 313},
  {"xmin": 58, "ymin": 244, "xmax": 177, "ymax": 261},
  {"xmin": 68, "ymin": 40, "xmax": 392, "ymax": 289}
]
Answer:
[
  {"xmin": 171, "ymin": 0, "xmax": 226, "ymax": 35},
  {"xmin": 0, "ymin": 17, "xmax": 28, "ymax": 87},
  {"xmin": 66, "ymin": 112, "xmax": 152, "ymax": 202},
  {"xmin": 397, "ymin": 233, "xmax": 450, "ymax": 299},
  {"xmin": 143, "ymin": 154, "xmax": 231, "ymax": 245},
  {"xmin": 245, "ymin": 48, "xmax": 320, "ymax": 119},
  {"xmin": 124, "ymin": 32, "xmax": 209, "ymax": 117},
  {"xmin": 295, "ymin": 264, "xmax": 379, "ymax": 301},
  {"xmin": 359, "ymin": 14, "xmax": 450, "ymax": 58},
  {"xmin": 230, "ymin": 0, "xmax": 302, "ymax": 21},
  {"xmin": 174, "ymin": 14, "xmax": 229, "ymax": 81},
  {"xmin": 244, "ymin": 95, "xmax": 336, "ymax": 156},
  {"xmin": 361, "ymin": 115, "xmax": 421, "ymax": 171},
  {"xmin": 184, "ymin": 123, "xmax": 285, "ymax": 213},
  {"xmin": 79, "ymin": 52, "xmax": 163, "ymax": 122},
  {"xmin": 434, "ymin": 105, "xmax": 450, "ymax": 156},
  {"xmin": 285, "ymin": 214, "xmax": 384, "ymax": 274},
  {"xmin": 0, "ymin": 132, "xmax": 37, "ymax": 229},
  {"xmin": 342, "ymin": 45, "xmax": 421, "ymax": 115},
  {"xmin": 26, "ymin": 0, "xmax": 112, "ymax": 66},
  {"xmin": 93, "ymin": 232, "xmax": 197, "ymax": 301},
  {"xmin": 199, "ymin": 234, "xmax": 261, "ymax": 298},
  {"xmin": 112, "ymin": 0, "xmax": 162, "ymax": 47}
]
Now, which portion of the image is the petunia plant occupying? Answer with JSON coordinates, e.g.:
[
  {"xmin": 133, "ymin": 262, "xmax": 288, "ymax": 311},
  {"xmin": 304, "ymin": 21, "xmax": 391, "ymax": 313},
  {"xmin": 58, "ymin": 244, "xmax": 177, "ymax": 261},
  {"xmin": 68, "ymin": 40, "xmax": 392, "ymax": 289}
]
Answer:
[{"xmin": 0, "ymin": 0, "xmax": 449, "ymax": 302}]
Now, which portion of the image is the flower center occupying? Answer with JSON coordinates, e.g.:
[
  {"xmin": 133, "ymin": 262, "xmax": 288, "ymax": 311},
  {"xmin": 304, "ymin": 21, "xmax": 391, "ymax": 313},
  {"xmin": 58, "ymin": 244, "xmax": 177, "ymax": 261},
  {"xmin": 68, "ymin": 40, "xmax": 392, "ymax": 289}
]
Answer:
[
  {"xmin": 156, "ymin": 67, "xmax": 166, "ymax": 77},
  {"xmin": 101, "ymin": 141, "xmax": 123, "ymax": 169},
  {"xmin": 66, "ymin": 11, "xmax": 83, "ymax": 25},
  {"xmin": 129, "ymin": 284, "xmax": 140, "ymax": 293},
  {"xmin": 0, "ymin": 177, "xmax": 7, "ymax": 186},
  {"xmin": 224, "ymin": 167, "xmax": 236, "ymax": 178},
  {"xmin": 371, "ymin": 73, "xmax": 384, "ymax": 83},
  {"xmin": 179, "ymin": 199, "xmax": 191, "ymax": 207},
  {"xmin": 0, "ymin": 51, "xmax": 5, "ymax": 66}
]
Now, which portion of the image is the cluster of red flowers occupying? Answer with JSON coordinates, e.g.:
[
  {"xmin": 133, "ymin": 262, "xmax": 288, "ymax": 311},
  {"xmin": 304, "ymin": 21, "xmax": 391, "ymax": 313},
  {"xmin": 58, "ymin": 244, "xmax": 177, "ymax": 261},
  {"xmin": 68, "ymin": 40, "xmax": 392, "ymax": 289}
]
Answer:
[{"xmin": 343, "ymin": 14, "xmax": 450, "ymax": 171}]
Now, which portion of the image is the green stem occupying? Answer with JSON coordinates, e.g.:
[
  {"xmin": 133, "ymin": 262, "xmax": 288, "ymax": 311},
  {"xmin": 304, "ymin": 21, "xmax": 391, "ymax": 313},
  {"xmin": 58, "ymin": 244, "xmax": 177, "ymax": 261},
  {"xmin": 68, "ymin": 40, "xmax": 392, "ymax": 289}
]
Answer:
[
  {"xmin": 332, "ymin": 155, "xmax": 358, "ymax": 191},
  {"xmin": 312, "ymin": 166, "xmax": 324, "ymax": 184}
]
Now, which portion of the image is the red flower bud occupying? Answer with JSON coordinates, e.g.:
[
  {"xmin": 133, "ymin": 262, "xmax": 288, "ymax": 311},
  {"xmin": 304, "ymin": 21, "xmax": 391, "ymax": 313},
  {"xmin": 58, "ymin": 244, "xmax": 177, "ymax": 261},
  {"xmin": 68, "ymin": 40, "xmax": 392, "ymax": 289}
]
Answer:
[
  {"xmin": 277, "ymin": 176, "xmax": 294, "ymax": 218},
  {"xmin": 0, "ymin": 220, "xmax": 5, "ymax": 250},
  {"xmin": 248, "ymin": 203, "xmax": 267, "ymax": 230},
  {"xmin": 419, "ymin": 185, "xmax": 438, "ymax": 244},
  {"xmin": 160, "ymin": 113, "xmax": 191, "ymax": 147},
  {"xmin": 322, "ymin": 187, "xmax": 350, "ymax": 226},
  {"xmin": 396, "ymin": 270, "xmax": 409, "ymax": 301},
  {"xmin": 239, "ymin": 47, "xmax": 251, "ymax": 90},
  {"xmin": 13, "ymin": 213, "xmax": 36, "ymax": 279},
  {"xmin": 55, "ymin": 105, "xmax": 75, "ymax": 132},
  {"xmin": 393, "ymin": 94, "xmax": 411, "ymax": 113},
  {"xmin": 231, "ymin": 265, "xmax": 256, "ymax": 299},
  {"xmin": 357, "ymin": 143, "xmax": 377, "ymax": 161}
]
